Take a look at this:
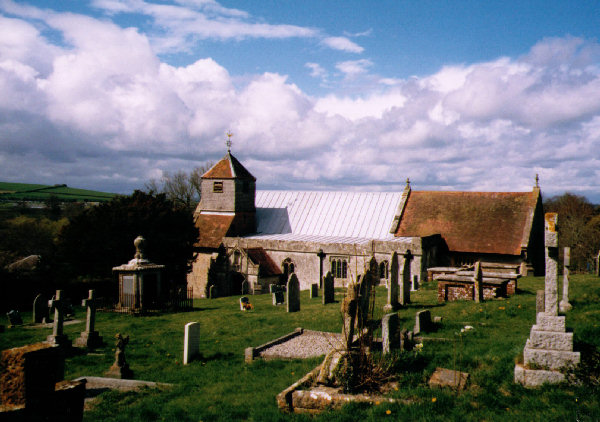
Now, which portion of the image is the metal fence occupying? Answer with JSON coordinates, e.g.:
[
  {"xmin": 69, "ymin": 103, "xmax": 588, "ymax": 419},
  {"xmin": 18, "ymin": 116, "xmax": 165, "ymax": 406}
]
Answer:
[{"xmin": 98, "ymin": 287, "xmax": 193, "ymax": 314}]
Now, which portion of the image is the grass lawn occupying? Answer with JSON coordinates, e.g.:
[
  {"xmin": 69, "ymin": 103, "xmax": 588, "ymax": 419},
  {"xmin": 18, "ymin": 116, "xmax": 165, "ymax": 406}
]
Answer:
[
  {"xmin": 0, "ymin": 181, "xmax": 116, "ymax": 202},
  {"xmin": 1, "ymin": 275, "xmax": 599, "ymax": 421}
]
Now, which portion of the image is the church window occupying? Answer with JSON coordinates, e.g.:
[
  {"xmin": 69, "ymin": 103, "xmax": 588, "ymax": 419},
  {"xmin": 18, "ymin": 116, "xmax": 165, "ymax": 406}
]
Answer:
[
  {"xmin": 213, "ymin": 181, "xmax": 223, "ymax": 193},
  {"xmin": 330, "ymin": 256, "xmax": 348, "ymax": 278}
]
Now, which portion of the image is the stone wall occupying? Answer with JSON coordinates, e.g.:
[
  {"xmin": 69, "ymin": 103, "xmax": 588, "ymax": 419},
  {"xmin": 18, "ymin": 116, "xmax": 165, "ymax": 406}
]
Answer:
[
  {"xmin": 187, "ymin": 252, "xmax": 213, "ymax": 298},
  {"xmin": 437, "ymin": 281, "xmax": 506, "ymax": 302}
]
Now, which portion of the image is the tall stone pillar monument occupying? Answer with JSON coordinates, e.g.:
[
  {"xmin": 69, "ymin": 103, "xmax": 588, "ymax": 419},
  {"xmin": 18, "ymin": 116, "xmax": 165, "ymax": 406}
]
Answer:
[{"xmin": 515, "ymin": 213, "xmax": 580, "ymax": 387}]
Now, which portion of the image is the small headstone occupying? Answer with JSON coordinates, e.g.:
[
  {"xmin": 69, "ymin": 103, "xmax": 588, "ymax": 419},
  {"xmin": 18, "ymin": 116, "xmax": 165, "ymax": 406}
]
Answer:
[
  {"xmin": 322, "ymin": 271, "xmax": 335, "ymax": 304},
  {"xmin": 384, "ymin": 252, "xmax": 399, "ymax": 312},
  {"xmin": 429, "ymin": 367, "xmax": 469, "ymax": 391},
  {"xmin": 559, "ymin": 246, "xmax": 572, "ymax": 312},
  {"xmin": 272, "ymin": 289, "xmax": 285, "ymax": 305},
  {"xmin": 382, "ymin": 313, "xmax": 399, "ymax": 354},
  {"xmin": 433, "ymin": 316, "xmax": 443, "ymax": 324},
  {"xmin": 341, "ymin": 283, "xmax": 358, "ymax": 349},
  {"xmin": 400, "ymin": 251, "xmax": 412, "ymax": 305},
  {"xmin": 47, "ymin": 290, "xmax": 71, "ymax": 348},
  {"xmin": 536, "ymin": 290, "xmax": 545, "ymax": 314},
  {"xmin": 414, "ymin": 310, "xmax": 431, "ymax": 335},
  {"xmin": 286, "ymin": 274, "xmax": 300, "ymax": 312},
  {"xmin": 6, "ymin": 310, "xmax": 23, "ymax": 327},
  {"xmin": 357, "ymin": 270, "xmax": 375, "ymax": 326},
  {"xmin": 33, "ymin": 294, "xmax": 49, "ymax": 324},
  {"xmin": 106, "ymin": 333, "xmax": 133, "ymax": 379},
  {"xmin": 209, "ymin": 285, "xmax": 216, "ymax": 299},
  {"xmin": 239, "ymin": 296, "xmax": 250, "ymax": 311},
  {"xmin": 75, "ymin": 289, "xmax": 103, "ymax": 349},
  {"xmin": 241, "ymin": 280, "xmax": 249, "ymax": 295},
  {"xmin": 310, "ymin": 283, "xmax": 319, "ymax": 299},
  {"xmin": 183, "ymin": 322, "xmax": 200, "ymax": 365},
  {"xmin": 473, "ymin": 261, "xmax": 483, "ymax": 303}
]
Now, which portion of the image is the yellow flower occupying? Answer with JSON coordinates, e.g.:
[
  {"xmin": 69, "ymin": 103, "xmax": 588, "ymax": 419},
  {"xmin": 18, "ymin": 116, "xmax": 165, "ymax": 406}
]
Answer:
[
  {"xmin": 386, "ymin": 410, "xmax": 391, "ymax": 415},
  {"xmin": 498, "ymin": 306, "xmax": 505, "ymax": 310},
  {"xmin": 431, "ymin": 397, "xmax": 437, "ymax": 403},
  {"xmin": 375, "ymin": 401, "xmax": 381, "ymax": 405}
]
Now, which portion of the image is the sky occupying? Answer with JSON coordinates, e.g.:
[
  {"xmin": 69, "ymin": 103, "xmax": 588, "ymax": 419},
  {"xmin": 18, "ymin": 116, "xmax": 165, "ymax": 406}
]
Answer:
[{"xmin": 1, "ymin": 0, "xmax": 600, "ymax": 201}]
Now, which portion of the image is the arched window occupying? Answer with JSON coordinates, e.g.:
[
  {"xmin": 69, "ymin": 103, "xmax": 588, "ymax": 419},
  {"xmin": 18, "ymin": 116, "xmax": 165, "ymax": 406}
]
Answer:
[
  {"xmin": 330, "ymin": 257, "xmax": 348, "ymax": 278},
  {"xmin": 331, "ymin": 260, "xmax": 337, "ymax": 277},
  {"xmin": 342, "ymin": 260, "xmax": 347, "ymax": 278}
]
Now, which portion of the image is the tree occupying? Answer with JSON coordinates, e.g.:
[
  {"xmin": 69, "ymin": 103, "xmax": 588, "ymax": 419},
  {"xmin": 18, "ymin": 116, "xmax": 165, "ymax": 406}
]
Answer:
[
  {"xmin": 145, "ymin": 162, "xmax": 213, "ymax": 211},
  {"xmin": 544, "ymin": 193, "xmax": 600, "ymax": 272},
  {"xmin": 57, "ymin": 191, "xmax": 197, "ymax": 286}
]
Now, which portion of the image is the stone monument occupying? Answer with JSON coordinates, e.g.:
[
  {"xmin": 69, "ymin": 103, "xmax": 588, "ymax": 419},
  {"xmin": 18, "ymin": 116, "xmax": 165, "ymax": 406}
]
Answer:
[
  {"xmin": 322, "ymin": 271, "xmax": 334, "ymax": 304},
  {"xmin": 106, "ymin": 334, "xmax": 133, "ymax": 379},
  {"xmin": 286, "ymin": 273, "xmax": 300, "ymax": 312},
  {"xmin": 383, "ymin": 252, "xmax": 399, "ymax": 312},
  {"xmin": 75, "ymin": 289, "xmax": 103, "ymax": 349},
  {"xmin": 32, "ymin": 294, "xmax": 49, "ymax": 324},
  {"xmin": 46, "ymin": 290, "xmax": 71, "ymax": 348},
  {"xmin": 382, "ymin": 312, "xmax": 399, "ymax": 354},
  {"xmin": 400, "ymin": 250, "xmax": 412, "ymax": 306},
  {"xmin": 559, "ymin": 247, "xmax": 572, "ymax": 312},
  {"xmin": 515, "ymin": 213, "xmax": 580, "ymax": 387}
]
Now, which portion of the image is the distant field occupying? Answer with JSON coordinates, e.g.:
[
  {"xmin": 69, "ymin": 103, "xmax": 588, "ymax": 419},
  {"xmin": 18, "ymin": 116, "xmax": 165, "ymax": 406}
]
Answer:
[{"xmin": 0, "ymin": 182, "xmax": 117, "ymax": 202}]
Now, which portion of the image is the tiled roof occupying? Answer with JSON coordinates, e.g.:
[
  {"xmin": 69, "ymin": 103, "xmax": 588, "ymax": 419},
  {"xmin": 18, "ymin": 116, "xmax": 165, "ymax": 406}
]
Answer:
[
  {"xmin": 246, "ymin": 247, "xmax": 282, "ymax": 276},
  {"xmin": 194, "ymin": 214, "xmax": 235, "ymax": 249},
  {"xmin": 395, "ymin": 190, "xmax": 539, "ymax": 255},
  {"xmin": 202, "ymin": 153, "xmax": 256, "ymax": 181},
  {"xmin": 254, "ymin": 191, "xmax": 403, "ymax": 240}
]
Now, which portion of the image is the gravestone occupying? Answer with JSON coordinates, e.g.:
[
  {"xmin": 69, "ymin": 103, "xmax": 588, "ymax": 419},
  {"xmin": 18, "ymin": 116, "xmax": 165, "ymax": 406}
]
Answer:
[
  {"xmin": 382, "ymin": 313, "xmax": 399, "ymax": 354},
  {"xmin": 357, "ymin": 270, "xmax": 375, "ymax": 327},
  {"xmin": 75, "ymin": 289, "xmax": 103, "ymax": 349},
  {"xmin": 341, "ymin": 283, "xmax": 358, "ymax": 349},
  {"xmin": 239, "ymin": 296, "xmax": 249, "ymax": 310},
  {"xmin": 310, "ymin": 283, "xmax": 319, "ymax": 298},
  {"xmin": 6, "ymin": 310, "xmax": 23, "ymax": 326},
  {"xmin": 473, "ymin": 261, "xmax": 483, "ymax": 303},
  {"xmin": 559, "ymin": 247, "xmax": 572, "ymax": 312},
  {"xmin": 536, "ymin": 290, "xmax": 545, "ymax": 314},
  {"xmin": 412, "ymin": 275, "xmax": 419, "ymax": 291},
  {"xmin": 516, "ymin": 213, "xmax": 580, "ymax": 387},
  {"xmin": 322, "ymin": 271, "xmax": 335, "ymax": 304},
  {"xmin": 106, "ymin": 334, "xmax": 133, "ymax": 379},
  {"xmin": 286, "ymin": 274, "xmax": 300, "ymax": 312},
  {"xmin": 399, "ymin": 328, "xmax": 413, "ymax": 351},
  {"xmin": 414, "ymin": 310, "xmax": 431, "ymax": 335},
  {"xmin": 209, "ymin": 285, "xmax": 216, "ymax": 299},
  {"xmin": 183, "ymin": 322, "xmax": 200, "ymax": 365},
  {"xmin": 384, "ymin": 252, "xmax": 399, "ymax": 312},
  {"xmin": 32, "ymin": 294, "xmax": 49, "ymax": 324},
  {"xmin": 270, "ymin": 285, "xmax": 285, "ymax": 305},
  {"xmin": 47, "ymin": 290, "xmax": 71, "ymax": 348},
  {"xmin": 596, "ymin": 250, "xmax": 600, "ymax": 277},
  {"xmin": 400, "ymin": 251, "xmax": 412, "ymax": 305},
  {"xmin": 241, "ymin": 280, "xmax": 249, "ymax": 295}
]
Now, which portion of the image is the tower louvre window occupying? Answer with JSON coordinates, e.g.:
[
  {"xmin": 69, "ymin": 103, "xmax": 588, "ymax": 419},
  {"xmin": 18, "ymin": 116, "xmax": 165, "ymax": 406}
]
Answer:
[{"xmin": 213, "ymin": 181, "xmax": 223, "ymax": 193}]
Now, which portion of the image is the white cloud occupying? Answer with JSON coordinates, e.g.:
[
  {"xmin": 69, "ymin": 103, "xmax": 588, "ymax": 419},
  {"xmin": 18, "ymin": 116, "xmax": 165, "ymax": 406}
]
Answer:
[
  {"xmin": 305, "ymin": 62, "xmax": 326, "ymax": 79},
  {"xmin": 336, "ymin": 59, "xmax": 373, "ymax": 77},
  {"xmin": 321, "ymin": 36, "xmax": 364, "ymax": 53}
]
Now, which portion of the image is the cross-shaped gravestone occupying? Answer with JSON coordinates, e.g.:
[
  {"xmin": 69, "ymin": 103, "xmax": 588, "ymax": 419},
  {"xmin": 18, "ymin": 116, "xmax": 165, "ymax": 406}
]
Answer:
[
  {"xmin": 317, "ymin": 249, "xmax": 326, "ymax": 289},
  {"xmin": 75, "ymin": 289, "xmax": 103, "ymax": 348},
  {"xmin": 46, "ymin": 290, "xmax": 71, "ymax": 348}
]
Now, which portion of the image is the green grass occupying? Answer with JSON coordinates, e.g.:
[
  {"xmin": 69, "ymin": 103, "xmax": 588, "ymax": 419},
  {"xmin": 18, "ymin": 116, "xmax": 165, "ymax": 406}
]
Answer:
[
  {"xmin": 1, "ymin": 275, "xmax": 599, "ymax": 421},
  {"xmin": 0, "ymin": 181, "xmax": 116, "ymax": 202}
]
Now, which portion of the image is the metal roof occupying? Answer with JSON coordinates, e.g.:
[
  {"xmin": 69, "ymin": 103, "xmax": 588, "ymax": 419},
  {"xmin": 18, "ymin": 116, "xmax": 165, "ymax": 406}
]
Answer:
[
  {"xmin": 243, "ymin": 233, "xmax": 414, "ymax": 245},
  {"xmin": 254, "ymin": 191, "xmax": 403, "ymax": 240}
]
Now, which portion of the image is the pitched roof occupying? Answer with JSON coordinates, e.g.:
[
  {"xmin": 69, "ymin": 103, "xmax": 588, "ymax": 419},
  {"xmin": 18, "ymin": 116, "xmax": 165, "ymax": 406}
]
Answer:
[
  {"xmin": 202, "ymin": 152, "xmax": 256, "ymax": 181},
  {"xmin": 246, "ymin": 247, "xmax": 282, "ymax": 276},
  {"xmin": 194, "ymin": 214, "xmax": 235, "ymax": 249},
  {"xmin": 254, "ymin": 191, "xmax": 403, "ymax": 240},
  {"xmin": 394, "ymin": 190, "xmax": 539, "ymax": 255}
]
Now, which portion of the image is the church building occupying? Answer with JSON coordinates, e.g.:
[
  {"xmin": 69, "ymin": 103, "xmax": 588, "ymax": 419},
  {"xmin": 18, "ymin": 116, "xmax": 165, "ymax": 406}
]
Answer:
[{"xmin": 187, "ymin": 151, "xmax": 544, "ymax": 298}]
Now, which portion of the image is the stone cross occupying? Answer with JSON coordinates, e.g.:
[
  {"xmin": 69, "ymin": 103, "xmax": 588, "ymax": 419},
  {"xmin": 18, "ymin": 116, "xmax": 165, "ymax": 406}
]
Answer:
[
  {"xmin": 400, "ymin": 250, "xmax": 412, "ymax": 305},
  {"xmin": 559, "ymin": 247, "xmax": 572, "ymax": 312},
  {"xmin": 544, "ymin": 213, "xmax": 559, "ymax": 316},
  {"xmin": 322, "ymin": 271, "xmax": 335, "ymax": 304},
  {"xmin": 47, "ymin": 290, "xmax": 71, "ymax": 348},
  {"xmin": 76, "ymin": 289, "xmax": 103, "ymax": 348},
  {"xmin": 473, "ymin": 261, "xmax": 483, "ymax": 303},
  {"xmin": 317, "ymin": 249, "xmax": 326, "ymax": 289},
  {"xmin": 384, "ymin": 252, "xmax": 399, "ymax": 312},
  {"xmin": 286, "ymin": 273, "xmax": 300, "ymax": 312}
]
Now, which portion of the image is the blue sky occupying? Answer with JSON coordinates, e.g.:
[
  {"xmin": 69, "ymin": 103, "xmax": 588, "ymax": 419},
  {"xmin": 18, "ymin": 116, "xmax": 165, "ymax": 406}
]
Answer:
[{"xmin": 1, "ymin": 0, "xmax": 600, "ymax": 200}]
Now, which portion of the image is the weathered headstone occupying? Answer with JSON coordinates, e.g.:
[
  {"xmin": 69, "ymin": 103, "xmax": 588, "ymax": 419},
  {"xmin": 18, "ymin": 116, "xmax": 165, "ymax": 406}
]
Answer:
[
  {"xmin": 286, "ymin": 274, "xmax": 300, "ymax": 312},
  {"xmin": 414, "ymin": 310, "xmax": 431, "ymax": 335},
  {"xmin": 515, "ymin": 213, "xmax": 580, "ymax": 387},
  {"xmin": 357, "ymin": 271, "xmax": 375, "ymax": 326},
  {"xmin": 75, "ymin": 289, "xmax": 103, "ymax": 349},
  {"xmin": 384, "ymin": 252, "xmax": 399, "ymax": 312},
  {"xmin": 239, "ymin": 296, "xmax": 249, "ymax": 310},
  {"xmin": 310, "ymin": 283, "xmax": 319, "ymax": 298},
  {"xmin": 400, "ymin": 251, "xmax": 412, "ymax": 305},
  {"xmin": 32, "ymin": 294, "xmax": 49, "ymax": 324},
  {"xmin": 381, "ymin": 313, "xmax": 399, "ymax": 354},
  {"xmin": 47, "ymin": 290, "xmax": 71, "ymax": 348},
  {"xmin": 322, "ymin": 271, "xmax": 335, "ymax": 304},
  {"xmin": 241, "ymin": 279, "xmax": 249, "ymax": 295},
  {"xmin": 559, "ymin": 247, "xmax": 572, "ymax": 312},
  {"xmin": 429, "ymin": 367, "xmax": 470, "ymax": 391},
  {"xmin": 270, "ymin": 285, "xmax": 285, "ymax": 305},
  {"xmin": 341, "ymin": 283, "xmax": 358, "ymax": 349},
  {"xmin": 106, "ymin": 333, "xmax": 133, "ymax": 379},
  {"xmin": 473, "ymin": 261, "xmax": 483, "ymax": 303},
  {"xmin": 6, "ymin": 310, "xmax": 23, "ymax": 327},
  {"xmin": 183, "ymin": 322, "xmax": 200, "ymax": 365},
  {"xmin": 536, "ymin": 290, "xmax": 545, "ymax": 314}
]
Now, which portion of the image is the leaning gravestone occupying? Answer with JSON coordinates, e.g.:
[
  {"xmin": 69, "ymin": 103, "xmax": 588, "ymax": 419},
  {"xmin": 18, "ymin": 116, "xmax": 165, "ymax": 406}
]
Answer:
[
  {"xmin": 382, "ymin": 313, "xmax": 399, "ymax": 354},
  {"xmin": 310, "ymin": 283, "xmax": 319, "ymax": 298},
  {"xmin": 33, "ymin": 294, "xmax": 49, "ymax": 324},
  {"xmin": 75, "ymin": 289, "xmax": 103, "ymax": 349},
  {"xmin": 384, "ymin": 252, "xmax": 399, "ymax": 312},
  {"xmin": 515, "ymin": 213, "xmax": 580, "ymax": 387},
  {"xmin": 183, "ymin": 322, "xmax": 200, "ymax": 365},
  {"xmin": 47, "ymin": 290, "xmax": 71, "ymax": 348},
  {"xmin": 322, "ymin": 271, "xmax": 334, "ymax": 304},
  {"xmin": 286, "ymin": 274, "xmax": 300, "ymax": 313}
]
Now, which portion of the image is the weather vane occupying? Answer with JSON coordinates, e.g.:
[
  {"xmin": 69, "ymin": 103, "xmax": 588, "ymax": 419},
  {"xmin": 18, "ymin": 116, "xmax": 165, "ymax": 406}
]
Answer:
[{"xmin": 226, "ymin": 130, "xmax": 233, "ymax": 152}]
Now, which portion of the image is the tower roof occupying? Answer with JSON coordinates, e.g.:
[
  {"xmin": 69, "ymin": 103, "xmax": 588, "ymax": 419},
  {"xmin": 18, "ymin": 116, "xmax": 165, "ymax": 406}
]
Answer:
[{"xmin": 202, "ymin": 152, "xmax": 256, "ymax": 181}]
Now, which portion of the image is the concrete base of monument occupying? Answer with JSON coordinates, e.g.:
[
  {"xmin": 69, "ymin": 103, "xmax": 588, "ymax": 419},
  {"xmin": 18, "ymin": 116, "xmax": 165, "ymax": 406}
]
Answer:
[{"xmin": 514, "ymin": 363, "xmax": 567, "ymax": 388}]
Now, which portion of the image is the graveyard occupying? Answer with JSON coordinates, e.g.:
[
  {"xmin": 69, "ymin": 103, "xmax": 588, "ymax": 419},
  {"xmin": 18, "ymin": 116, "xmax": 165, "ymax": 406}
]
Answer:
[{"xmin": 1, "ymin": 273, "xmax": 599, "ymax": 421}]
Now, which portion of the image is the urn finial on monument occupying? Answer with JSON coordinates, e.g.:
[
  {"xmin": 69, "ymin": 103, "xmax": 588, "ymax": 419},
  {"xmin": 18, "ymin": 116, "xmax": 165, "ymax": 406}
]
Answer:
[{"xmin": 134, "ymin": 236, "xmax": 146, "ymax": 260}]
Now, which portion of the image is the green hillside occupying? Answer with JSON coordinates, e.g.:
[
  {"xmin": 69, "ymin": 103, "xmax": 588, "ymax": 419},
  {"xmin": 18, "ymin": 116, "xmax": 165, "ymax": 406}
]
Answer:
[{"xmin": 0, "ymin": 182, "xmax": 117, "ymax": 202}]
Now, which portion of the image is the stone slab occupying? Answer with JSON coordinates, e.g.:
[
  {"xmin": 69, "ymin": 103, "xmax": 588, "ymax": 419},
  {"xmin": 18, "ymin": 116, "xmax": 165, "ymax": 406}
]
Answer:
[
  {"xmin": 428, "ymin": 367, "xmax": 469, "ymax": 391},
  {"xmin": 523, "ymin": 346, "xmax": 580, "ymax": 370},
  {"xmin": 533, "ymin": 314, "xmax": 566, "ymax": 332},
  {"xmin": 514, "ymin": 364, "xmax": 566, "ymax": 387},
  {"xmin": 528, "ymin": 330, "xmax": 573, "ymax": 351}
]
